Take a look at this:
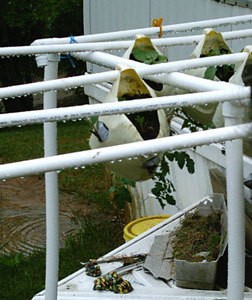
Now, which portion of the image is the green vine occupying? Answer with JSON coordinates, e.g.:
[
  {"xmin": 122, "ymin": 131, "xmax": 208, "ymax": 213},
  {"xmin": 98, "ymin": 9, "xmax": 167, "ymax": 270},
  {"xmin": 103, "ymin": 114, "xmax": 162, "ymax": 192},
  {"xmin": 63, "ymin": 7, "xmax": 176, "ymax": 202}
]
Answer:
[
  {"xmin": 151, "ymin": 151, "xmax": 195, "ymax": 209},
  {"xmin": 90, "ymin": 42, "xmax": 232, "ymax": 210},
  {"xmin": 108, "ymin": 176, "xmax": 135, "ymax": 209}
]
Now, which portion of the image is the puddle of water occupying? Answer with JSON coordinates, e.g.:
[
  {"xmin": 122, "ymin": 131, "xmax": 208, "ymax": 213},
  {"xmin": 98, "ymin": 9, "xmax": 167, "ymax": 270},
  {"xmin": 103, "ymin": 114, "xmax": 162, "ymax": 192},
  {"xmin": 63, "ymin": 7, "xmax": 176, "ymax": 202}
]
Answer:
[{"xmin": 0, "ymin": 176, "xmax": 89, "ymax": 255}]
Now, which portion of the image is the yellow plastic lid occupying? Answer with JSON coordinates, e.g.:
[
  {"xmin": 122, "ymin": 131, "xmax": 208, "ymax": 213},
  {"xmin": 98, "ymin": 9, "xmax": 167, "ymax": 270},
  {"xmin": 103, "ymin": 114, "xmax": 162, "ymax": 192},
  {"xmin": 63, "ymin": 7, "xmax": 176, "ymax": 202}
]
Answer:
[{"xmin": 123, "ymin": 215, "xmax": 171, "ymax": 241}]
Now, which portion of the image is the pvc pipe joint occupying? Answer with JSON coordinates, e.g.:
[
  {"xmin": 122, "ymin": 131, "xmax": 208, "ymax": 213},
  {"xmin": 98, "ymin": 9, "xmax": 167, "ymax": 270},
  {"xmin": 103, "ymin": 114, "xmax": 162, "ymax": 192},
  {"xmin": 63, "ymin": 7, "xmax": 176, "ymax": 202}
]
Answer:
[
  {"xmin": 35, "ymin": 54, "xmax": 49, "ymax": 68},
  {"xmin": 35, "ymin": 53, "xmax": 60, "ymax": 68},
  {"xmin": 223, "ymin": 101, "xmax": 245, "ymax": 120}
]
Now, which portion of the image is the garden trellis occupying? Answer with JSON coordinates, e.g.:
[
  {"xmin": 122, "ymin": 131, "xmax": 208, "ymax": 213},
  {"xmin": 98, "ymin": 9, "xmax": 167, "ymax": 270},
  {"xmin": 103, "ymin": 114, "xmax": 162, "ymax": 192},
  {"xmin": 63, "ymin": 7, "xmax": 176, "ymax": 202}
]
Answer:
[{"xmin": 0, "ymin": 14, "xmax": 252, "ymax": 300}]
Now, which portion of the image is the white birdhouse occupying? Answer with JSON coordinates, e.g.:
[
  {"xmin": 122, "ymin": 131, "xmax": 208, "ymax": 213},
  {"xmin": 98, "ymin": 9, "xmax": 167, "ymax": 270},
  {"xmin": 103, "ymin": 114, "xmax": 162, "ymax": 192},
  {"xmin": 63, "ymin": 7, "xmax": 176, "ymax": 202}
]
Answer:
[{"xmin": 89, "ymin": 66, "xmax": 170, "ymax": 181}]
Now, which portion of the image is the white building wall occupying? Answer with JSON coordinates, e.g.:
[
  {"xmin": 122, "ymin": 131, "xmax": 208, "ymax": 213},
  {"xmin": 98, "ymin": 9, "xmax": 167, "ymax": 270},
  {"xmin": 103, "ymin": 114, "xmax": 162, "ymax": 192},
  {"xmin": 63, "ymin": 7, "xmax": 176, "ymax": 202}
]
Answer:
[{"xmin": 83, "ymin": 0, "xmax": 252, "ymax": 62}]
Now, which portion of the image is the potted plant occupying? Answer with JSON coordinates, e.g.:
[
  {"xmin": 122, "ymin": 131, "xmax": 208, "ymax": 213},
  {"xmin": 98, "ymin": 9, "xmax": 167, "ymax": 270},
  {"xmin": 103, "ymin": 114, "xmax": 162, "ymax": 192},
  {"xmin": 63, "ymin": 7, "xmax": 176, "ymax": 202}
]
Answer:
[
  {"xmin": 181, "ymin": 28, "xmax": 235, "ymax": 128},
  {"xmin": 89, "ymin": 65, "xmax": 169, "ymax": 181},
  {"xmin": 172, "ymin": 194, "xmax": 227, "ymax": 290},
  {"xmin": 123, "ymin": 34, "xmax": 174, "ymax": 97}
]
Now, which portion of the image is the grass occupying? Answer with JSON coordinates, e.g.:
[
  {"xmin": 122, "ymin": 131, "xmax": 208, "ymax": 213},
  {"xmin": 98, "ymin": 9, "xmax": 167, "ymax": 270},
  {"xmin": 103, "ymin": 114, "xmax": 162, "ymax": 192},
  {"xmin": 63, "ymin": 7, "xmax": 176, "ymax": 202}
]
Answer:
[
  {"xmin": 0, "ymin": 216, "xmax": 123, "ymax": 300},
  {"xmin": 0, "ymin": 120, "xmax": 109, "ymax": 196},
  {"xmin": 0, "ymin": 120, "xmax": 124, "ymax": 300}
]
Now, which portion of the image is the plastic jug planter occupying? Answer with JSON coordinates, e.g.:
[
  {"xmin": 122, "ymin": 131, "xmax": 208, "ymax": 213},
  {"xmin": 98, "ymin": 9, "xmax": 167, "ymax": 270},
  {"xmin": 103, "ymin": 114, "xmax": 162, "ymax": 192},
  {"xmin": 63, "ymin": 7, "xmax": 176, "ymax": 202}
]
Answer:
[
  {"xmin": 172, "ymin": 194, "xmax": 227, "ymax": 290},
  {"xmin": 123, "ymin": 34, "xmax": 173, "ymax": 97},
  {"xmin": 229, "ymin": 45, "xmax": 252, "ymax": 125},
  {"xmin": 179, "ymin": 29, "xmax": 234, "ymax": 128},
  {"xmin": 89, "ymin": 66, "xmax": 170, "ymax": 181}
]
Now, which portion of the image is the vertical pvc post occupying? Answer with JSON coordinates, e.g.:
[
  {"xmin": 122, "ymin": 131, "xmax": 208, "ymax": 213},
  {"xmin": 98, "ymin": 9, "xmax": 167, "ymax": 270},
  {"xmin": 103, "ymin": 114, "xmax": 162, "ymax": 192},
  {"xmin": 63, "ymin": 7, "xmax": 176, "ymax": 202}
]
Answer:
[
  {"xmin": 223, "ymin": 101, "xmax": 245, "ymax": 300},
  {"xmin": 42, "ymin": 54, "xmax": 60, "ymax": 300}
]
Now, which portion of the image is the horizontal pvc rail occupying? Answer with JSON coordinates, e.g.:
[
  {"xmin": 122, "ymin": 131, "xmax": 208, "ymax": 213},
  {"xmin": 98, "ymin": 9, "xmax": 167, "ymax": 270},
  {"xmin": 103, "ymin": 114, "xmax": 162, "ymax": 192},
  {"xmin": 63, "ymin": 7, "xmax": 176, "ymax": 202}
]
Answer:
[
  {"xmin": 0, "ymin": 70, "xmax": 118, "ymax": 99},
  {"xmin": 79, "ymin": 52, "xmax": 247, "ymax": 78},
  {"xmin": 73, "ymin": 50, "xmax": 247, "ymax": 94},
  {"xmin": 0, "ymin": 87, "xmax": 250, "ymax": 128},
  {"xmin": 0, "ymin": 52, "xmax": 246, "ymax": 99},
  {"xmin": 74, "ymin": 51, "xmax": 247, "ymax": 90},
  {"xmin": 31, "ymin": 14, "xmax": 252, "ymax": 45},
  {"xmin": 0, "ymin": 122, "xmax": 251, "ymax": 180},
  {"xmin": 1, "ymin": 28, "xmax": 252, "ymax": 57}
]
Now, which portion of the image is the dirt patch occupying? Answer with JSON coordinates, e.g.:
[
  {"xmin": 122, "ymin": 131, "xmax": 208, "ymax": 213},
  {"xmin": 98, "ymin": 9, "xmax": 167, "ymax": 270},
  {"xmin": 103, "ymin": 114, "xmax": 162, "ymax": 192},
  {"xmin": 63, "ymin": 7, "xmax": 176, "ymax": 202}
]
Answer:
[{"xmin": 0, "ymin": 176, "xmax": 90, "ymax": 255}]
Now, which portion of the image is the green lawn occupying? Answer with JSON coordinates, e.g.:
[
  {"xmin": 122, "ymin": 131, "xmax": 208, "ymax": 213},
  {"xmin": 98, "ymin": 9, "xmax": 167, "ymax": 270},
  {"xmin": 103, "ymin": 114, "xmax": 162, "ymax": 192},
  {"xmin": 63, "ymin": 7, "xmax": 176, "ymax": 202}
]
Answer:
[{"xmin": 0, "ymin": 121, "xmax": 124, "ymax": 300}]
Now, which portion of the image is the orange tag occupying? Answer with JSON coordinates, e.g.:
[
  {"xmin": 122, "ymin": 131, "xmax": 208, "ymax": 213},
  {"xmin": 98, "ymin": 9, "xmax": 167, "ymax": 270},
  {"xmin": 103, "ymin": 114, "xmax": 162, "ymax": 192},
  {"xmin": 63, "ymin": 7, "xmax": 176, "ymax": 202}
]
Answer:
[{"xmin": 152, "ymin": 18, "xmax": 163, "ymax": 38}]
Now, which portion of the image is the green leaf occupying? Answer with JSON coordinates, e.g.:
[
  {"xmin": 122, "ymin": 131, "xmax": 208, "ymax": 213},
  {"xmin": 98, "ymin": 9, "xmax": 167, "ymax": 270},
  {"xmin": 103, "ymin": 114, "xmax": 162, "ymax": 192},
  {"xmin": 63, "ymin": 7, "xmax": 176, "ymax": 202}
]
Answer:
[
  {"xmin": 165, "ymin": 194, "xmax": 176, "ymax": 205},
  {"xmin": 160, "ymin": 158, "xmax": 170, "ymax": 175},
  {"xmin": 165, "ymin": 152, "xmax": 175, "ymax": 162},
  {"xmin": 175, "ymin": 152, "xmax": 186, "ymax": 169},
  {"xmin": 186, "ymin": 158, "xmax": 195, "ymax": 174},
  {"xmin": 90, "ymin": 116, "xmax": 98, "ymax": 126},
  {"xmin": 120, "ymin": 177, "xmax": 136, "ymax": 187},
  {"xmin": 152, "ymin": 182, "xmax": 164, "ymax": 193},
  {"xmin": 207, "ymin": 48, "xmax": 221, "ymax": 56},
  {"xmin": 134, "ymin": 115, "xmax": 145, "ymax": 126},
  {"xmin": 153, "ymin": 55, "xmax": 168, "ymax": 64},
  {"xmin": 132, "ymin": 47, "xmax": 159, "ymax": 64},
  {"xmin": 158, "ymin": 199, "xmax": 166, "ymax": 210},
  {"xmin": 216, "ymin": 64, "xmax": 235, "ymax": 82},
  {"xmin": 204, "ymin": 66, "xmax": 217, "ymax": 80},
  {"xmin": 114, "ymin": 186, "xmax": 131, "ymax": 209},
  {"xmin": 0, "ymin": 253, "xmax": 23, "ymax": 267}
]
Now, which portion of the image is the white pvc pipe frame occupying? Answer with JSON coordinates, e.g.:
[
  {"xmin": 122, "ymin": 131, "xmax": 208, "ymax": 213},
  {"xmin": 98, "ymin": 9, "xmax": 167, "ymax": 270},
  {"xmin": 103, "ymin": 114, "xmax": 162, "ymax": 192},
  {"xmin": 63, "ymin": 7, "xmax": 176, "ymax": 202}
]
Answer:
[
  {"xmin": 0, "ymin": 123, "xmax": 251, "ymax": 179},
  {"xmin": 0, "ymin": 28, "xmax": 251, "ymax": 56},
  {"xmin": 0, "ymin": 52, "xmax": 248, "ymax": 100},
  {"xmin": 0, "ymin": 15, "xmax": 252, "ymax": 300},
  {"xmin": 31, "ymin": 13, "xmax": 252, "ymax": 44},
  {"xmin": 0, "ymin": 88, "xmax": 250, "ymax": 128},
  {"xmin": 43, "ymin": 54, "xmax": 59, "ymax": 300}
]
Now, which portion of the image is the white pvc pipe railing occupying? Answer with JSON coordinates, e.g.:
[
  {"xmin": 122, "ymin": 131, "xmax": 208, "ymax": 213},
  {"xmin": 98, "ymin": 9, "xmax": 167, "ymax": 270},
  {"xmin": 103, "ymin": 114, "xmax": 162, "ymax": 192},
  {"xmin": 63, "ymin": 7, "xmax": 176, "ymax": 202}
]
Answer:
[
  {"xmin": 73, "ymin": 50, "xmax": 246, "ymax": 92},
  {"xmin": 0, "ymin": 88, "xmax": 250, "ymax": 128},
  {"xmin": 42, "ymin": 54, "xmax": 60, "ymax": 300},
  {"xmin": 223, "ymin": 101, "xmax": 245, "ymax": 300},
  {"xmin": 0, "ymin": 122, "xmax": 251, "ymax": 180},
  {"xmin": 0, "ymin": 70, "xmax": 118, "ymax": 99},
  {"xmin": 31, "ymin": 14, "xmax": 252, "ymax": 45},
  {"xmin": 0, "ymin": 52, "xmax": 247, "ymax": 99},
  {"xmin": 1, "ymin": 14, "xmax": 251, "ymax": 300},
  {"xmin": 0, "ymin": 28, "xmax": 252, "ymax": 57}
]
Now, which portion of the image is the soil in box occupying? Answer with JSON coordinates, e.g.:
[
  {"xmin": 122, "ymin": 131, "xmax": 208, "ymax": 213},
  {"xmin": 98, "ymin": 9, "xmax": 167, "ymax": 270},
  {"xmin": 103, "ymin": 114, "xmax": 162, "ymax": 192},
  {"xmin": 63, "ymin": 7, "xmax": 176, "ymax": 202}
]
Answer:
[
  {"xmin": 172, "ymin": 206, "xmax": 227, "ymax": 290},
  {"xmin": 173, "ymin": 211, "xmax": 222, "ymax": 262}
]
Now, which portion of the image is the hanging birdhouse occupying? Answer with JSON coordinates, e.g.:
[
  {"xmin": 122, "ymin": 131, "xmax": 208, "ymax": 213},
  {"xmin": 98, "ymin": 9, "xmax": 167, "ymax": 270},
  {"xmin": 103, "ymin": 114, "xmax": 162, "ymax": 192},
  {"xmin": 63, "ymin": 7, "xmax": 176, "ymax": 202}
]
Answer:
[
  {"xmin": 89, "ymin": 66, "xmax": 170, "ymax": 181},
  {"xmin": 182, "ymin": 29, "xmax": 234, "ymax": 127},
  {"xmin": 123, "ymin": 34, "xmax": 172, "ymax": 96}
]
